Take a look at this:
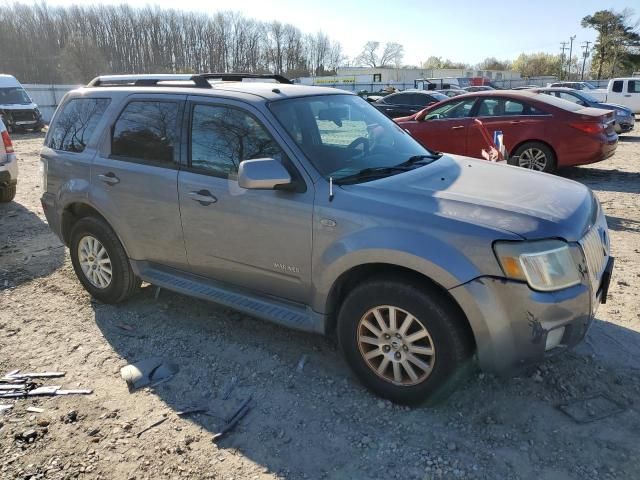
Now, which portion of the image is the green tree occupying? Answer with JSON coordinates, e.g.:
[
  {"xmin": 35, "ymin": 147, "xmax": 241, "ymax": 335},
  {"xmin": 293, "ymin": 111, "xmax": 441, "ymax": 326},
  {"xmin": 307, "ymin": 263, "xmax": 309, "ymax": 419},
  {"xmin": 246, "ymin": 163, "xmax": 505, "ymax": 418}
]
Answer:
[
  {"xmin": 511, "ymin": 52, "xmax": 562, "ymax": 77},
  {"xmin": 581, "ymin": 9, "xmax": 640, "ymax": 79},
  {"xmin": 476, "ymin": 57, "xmax": 512, "ymax": 71}
]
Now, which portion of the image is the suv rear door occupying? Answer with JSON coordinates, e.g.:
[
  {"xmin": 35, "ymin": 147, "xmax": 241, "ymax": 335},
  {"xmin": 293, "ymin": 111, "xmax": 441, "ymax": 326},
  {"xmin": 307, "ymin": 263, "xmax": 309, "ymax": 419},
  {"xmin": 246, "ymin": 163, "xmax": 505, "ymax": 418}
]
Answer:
[
  {"xmin": 90, "ymin": 94, "xmax": 188, "ymax": 269},
  {"xmin": 177, "ymin": 96, "xmax": 314, "ymax": 303}
]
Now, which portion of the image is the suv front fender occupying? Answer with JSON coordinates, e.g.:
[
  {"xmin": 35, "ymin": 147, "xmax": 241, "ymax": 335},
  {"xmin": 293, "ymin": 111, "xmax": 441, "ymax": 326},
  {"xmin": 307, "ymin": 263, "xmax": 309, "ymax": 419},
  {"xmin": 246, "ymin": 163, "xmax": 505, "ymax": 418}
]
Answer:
[{"xmin": 312, "ymin": 226, "xmax": 501, "ymax": 314}]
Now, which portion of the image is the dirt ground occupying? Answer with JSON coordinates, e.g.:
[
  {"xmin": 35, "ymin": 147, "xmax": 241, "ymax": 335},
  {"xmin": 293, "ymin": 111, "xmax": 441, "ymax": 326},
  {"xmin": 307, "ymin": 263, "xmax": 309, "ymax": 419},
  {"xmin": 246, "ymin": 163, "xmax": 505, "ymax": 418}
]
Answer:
[{"xmin": 1, "ymin": 130, "xmax": 639, "ymax": 480}]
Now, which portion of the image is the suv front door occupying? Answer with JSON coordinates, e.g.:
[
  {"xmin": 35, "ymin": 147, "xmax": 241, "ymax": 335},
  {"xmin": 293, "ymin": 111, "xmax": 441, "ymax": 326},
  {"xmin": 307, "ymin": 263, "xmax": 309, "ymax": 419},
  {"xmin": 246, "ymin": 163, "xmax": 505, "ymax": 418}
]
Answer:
[
  {"xmin": 177, "ymin": 97, "xmax": 314, "ymax": 303},
  {"xmin": 91, "ymin": 94, "xmax": 188, "ymax": 269}
]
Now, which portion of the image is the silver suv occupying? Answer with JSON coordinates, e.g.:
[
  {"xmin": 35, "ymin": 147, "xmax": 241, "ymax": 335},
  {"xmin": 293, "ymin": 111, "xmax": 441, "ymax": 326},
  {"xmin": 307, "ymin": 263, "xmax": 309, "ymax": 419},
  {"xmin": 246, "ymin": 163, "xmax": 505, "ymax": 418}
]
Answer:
[{"xmin": 41, "ymin": 74, "xmax": 614, "ymax": 404}]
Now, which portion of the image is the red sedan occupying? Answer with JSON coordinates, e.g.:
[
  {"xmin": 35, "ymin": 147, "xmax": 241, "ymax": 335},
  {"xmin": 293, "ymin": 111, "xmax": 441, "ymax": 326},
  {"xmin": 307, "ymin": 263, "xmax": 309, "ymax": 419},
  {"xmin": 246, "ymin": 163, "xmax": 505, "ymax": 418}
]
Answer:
[{"xmin": 395, "ymin": 90, "xmax": 618, "ymax": 173}]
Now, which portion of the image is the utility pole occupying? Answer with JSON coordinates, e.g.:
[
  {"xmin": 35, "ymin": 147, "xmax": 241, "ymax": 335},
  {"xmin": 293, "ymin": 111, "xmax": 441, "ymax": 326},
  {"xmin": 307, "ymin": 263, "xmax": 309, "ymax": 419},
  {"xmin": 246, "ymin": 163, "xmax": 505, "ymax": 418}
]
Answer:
[
  {"xmin": 580, "ymin": 41, "xmax": 591, "ymax": 80},
  {"xmin": 567, "ymin": 35, "xmax": 576, "ymax": 80},
  {"xmin": 559, "ymin": 42, "xmax": 569, "ymax": 80}
]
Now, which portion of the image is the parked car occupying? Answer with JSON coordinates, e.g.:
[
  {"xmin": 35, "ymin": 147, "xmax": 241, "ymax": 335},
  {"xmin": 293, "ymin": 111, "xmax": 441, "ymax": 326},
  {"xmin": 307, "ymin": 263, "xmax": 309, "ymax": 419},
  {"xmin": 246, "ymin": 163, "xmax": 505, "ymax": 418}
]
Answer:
[
  {"xmin": 548, "ymin": 81, "xmax": 597, "ymax": 91},
  {"xmin": 41, "ymin": 74, "xmax": 613, "ymax": 404},
  {"xmin": 0, "ymin": 118, "xmax": 18, "ymax": 202},
  {"xmin": 0, "ymin": 74, "xmax": 45, "ymax": 133},
  {"xmin": 586, "ymin": 77, "xmax": 640, "ymax": 113},
  {"xmin": 395, "ymin": 90, "xmax": 618, "ymax": 173},
  {"xmin": 463, "ymin": 86, "xmax": 495, "ymax": 92},
  {"xmin": 512, "ymin": 85, "xmax": 539, "ymax": 90},
  {"xmin": 437, "ymin": 88, "xmax": 467, "ymax": 98},
  {"xmin": 534, "ymin": 87, "xmax": 635, "ymax": 134},
  {"xmin": 373, "ymin": 90, "xmax": 448, "ymax": 118}
]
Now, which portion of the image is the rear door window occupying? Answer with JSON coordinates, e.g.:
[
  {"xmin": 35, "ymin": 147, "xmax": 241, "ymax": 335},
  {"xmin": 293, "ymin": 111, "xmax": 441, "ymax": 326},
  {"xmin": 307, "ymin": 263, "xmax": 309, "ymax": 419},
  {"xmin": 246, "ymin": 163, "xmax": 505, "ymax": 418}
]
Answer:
[
  {"xmin": 628, "ymin": 80, "xmax": 640, "ymax": 93},
  {"xmin": 111, "ymin": 101, "xmax": 179, "ymax": 165},
  {"xmin": 426, "ymin": 98, "xmax": 476, "ymax": 120},
  {"xmin": 47, "ymin": 98, "xmax": 110, "ymax": 152},
  {"xmin": 477, "ymin": 98, "xmax": 542, "ymax": 116}
]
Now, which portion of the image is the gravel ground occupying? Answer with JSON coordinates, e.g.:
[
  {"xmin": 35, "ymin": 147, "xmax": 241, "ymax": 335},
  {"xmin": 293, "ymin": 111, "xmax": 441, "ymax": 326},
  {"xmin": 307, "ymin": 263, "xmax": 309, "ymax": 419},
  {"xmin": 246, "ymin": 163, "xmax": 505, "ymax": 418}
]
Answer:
[{"xmin": 1, "ymin": 131, "xmax": 639, "ymax": 480}]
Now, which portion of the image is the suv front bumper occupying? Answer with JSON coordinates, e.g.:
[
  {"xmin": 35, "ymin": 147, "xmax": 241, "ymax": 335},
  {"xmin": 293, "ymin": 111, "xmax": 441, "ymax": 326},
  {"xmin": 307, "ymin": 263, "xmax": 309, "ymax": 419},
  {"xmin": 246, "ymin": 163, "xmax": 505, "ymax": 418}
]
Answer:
[{"xmin": 449, "ymin": 260, "xmax": 613, "ymax": 373}]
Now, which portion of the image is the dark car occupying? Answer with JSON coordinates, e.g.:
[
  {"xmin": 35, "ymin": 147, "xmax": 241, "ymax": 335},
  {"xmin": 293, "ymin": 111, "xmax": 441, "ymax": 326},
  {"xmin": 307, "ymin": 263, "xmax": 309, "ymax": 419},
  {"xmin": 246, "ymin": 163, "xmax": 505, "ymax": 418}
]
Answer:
[
  {"xmin": 533, "ymin": 87, "xmax": 635, "ymax": 134},
  {"xmin": 395, "ymin": 90, "xmax": 618, "ymax": 173},
  {"xmin": 463, "ymin": 86, "xmax": 495, "ymax": 92},
  {"xmin": 437, "ymin": 88, "xmax": 467, "ymax": 98},
  {"xmin": 373, "ymin": 90, "xmax": 448, "ymax": 118}
]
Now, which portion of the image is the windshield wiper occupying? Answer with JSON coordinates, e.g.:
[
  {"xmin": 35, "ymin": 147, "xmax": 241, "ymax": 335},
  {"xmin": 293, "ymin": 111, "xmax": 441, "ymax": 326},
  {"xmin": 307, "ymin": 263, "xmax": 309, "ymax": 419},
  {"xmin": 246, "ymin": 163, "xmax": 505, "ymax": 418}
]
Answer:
[
  {"xmin": 395, "ymin": 153, "xmax": 443, "ymax": 168},
  {"xmin": 333, "ymin": 166, "xmax": 412, "ymax": 185}
]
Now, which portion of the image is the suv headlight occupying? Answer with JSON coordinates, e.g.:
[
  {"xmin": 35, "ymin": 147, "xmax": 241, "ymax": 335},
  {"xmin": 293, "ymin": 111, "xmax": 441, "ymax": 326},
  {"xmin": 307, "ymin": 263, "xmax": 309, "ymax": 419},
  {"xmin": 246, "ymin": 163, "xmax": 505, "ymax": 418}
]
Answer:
[{"xmin": 493, "ymin": 240, "xmax": 581, "ymax": 291}]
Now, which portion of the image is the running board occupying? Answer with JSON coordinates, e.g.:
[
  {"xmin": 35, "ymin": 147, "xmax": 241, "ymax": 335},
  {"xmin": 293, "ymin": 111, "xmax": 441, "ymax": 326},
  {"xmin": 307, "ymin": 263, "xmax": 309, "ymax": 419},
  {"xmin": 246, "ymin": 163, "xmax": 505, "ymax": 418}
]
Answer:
[{"xmin": 131, "ymin": 261, "xmax": 325, "ymax": 334}]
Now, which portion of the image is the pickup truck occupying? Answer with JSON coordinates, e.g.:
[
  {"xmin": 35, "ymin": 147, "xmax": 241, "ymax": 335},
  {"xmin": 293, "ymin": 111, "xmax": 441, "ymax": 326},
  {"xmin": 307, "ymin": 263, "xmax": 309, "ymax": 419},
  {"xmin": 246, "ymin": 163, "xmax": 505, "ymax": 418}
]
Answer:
[{"xmin": 588, "ymin": 78, "xmax": 640, "ymax": 113}]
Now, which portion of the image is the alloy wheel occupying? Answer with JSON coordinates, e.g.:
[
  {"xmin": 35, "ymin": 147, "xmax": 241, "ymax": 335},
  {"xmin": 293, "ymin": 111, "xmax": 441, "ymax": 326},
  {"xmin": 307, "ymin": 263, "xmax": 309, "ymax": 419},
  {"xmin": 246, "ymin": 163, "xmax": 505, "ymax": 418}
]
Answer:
[
  {"xmin": 78, "ymin": 235, "xmax": 112, "ymax": 289},
  {"xmin": 518, "ymin": 148, "xmax": 547, "ymax": 171},
  {"xmin": 357, "ymin": 305, "xmax": 436, "ymax": 386}
]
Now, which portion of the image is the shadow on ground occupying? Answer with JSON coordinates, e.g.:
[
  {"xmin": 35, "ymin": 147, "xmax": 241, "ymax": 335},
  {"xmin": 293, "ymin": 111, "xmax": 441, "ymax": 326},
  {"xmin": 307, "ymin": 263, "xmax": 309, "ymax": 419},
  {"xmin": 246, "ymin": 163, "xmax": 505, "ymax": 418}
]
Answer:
[
  {"xmin": 561, "ymin": 167, "xmax": 640, "ymax": 194},
  {"xmin": 0, "ymin": 201, "xmax": 64, "ymax": 289},
  {"xmin": 90, "ymin": 285, "xmax": 640, "ymax": 479}
]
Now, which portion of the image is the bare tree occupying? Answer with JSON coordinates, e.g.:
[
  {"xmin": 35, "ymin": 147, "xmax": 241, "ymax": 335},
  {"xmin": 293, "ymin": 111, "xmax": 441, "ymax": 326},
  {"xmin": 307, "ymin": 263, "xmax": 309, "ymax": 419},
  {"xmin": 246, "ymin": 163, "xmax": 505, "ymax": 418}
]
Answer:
[
  {"xmin": 355, "ymin": 41, "xmax": 404, "ymax": 68},
  {"xmin": 0, "ymin": 3, "xmax": 344, "ymax": 83}
]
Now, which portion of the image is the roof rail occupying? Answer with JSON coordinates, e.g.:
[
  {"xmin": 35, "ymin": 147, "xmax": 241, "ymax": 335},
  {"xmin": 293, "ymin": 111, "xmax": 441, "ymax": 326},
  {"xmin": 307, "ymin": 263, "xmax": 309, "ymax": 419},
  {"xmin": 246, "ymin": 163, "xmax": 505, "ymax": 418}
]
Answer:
[{"xmin": 87, "ymin": 73, "xmax": 292, "ymax": 88}]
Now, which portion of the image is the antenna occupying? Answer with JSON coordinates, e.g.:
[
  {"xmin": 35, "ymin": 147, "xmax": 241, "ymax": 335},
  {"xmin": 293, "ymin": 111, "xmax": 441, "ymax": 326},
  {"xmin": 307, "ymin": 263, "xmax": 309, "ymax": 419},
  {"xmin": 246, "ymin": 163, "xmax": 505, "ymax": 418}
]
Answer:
[{"xmin": 329, "ymin": 177, "xmax": 334, "ymax": 202}]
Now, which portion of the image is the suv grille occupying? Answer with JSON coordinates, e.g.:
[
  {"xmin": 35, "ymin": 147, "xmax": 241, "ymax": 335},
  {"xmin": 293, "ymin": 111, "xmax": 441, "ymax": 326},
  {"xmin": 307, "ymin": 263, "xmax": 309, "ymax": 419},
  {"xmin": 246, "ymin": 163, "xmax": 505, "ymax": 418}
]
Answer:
[
  {"xmin": 580, "ymin": 218, "xmax": 609, "ymax": 292},
  {"xmin": 9, "ymin": 110, "xmax": 37, "ymax": 122}
]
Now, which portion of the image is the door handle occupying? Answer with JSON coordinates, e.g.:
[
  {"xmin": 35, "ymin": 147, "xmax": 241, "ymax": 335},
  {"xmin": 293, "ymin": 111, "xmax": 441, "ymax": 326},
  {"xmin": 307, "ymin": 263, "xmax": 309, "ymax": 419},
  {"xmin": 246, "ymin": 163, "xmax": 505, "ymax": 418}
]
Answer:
[
  {"xmin": 509, "ymin": 120, "xmax": 523, "ymax": 124},
  {"xmin": 98, "ymin": 172, "xmax": 120, "ymax": 185},
  {"xmin": 624, "ymin": 94, "xmax": 632, "ymax": 97},
  {"xmin": 451, "ymin": 125, "xmax": 464, "ymax": 130},
  {"xmin": 188, "ymin": 189, "xmax": 217, "ymax": 206}
]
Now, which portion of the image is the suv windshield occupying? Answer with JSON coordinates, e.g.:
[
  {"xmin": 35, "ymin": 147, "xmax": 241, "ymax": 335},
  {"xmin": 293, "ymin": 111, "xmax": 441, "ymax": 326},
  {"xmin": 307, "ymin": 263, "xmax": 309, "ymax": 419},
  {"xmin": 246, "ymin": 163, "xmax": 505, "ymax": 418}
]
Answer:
[
  {"xmin": 0, "ymin": 87, "xmax": 31, "ymax": 105},
  {"xmin": 269, "ymin": 94, "xmax": 437, "ymax": 183}
]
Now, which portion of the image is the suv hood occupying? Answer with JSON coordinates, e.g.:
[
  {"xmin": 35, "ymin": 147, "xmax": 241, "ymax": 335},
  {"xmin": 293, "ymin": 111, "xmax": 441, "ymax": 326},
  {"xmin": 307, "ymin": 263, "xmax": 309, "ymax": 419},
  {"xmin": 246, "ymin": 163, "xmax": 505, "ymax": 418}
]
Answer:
[{"xmin": 343, "ymin": 155, "xmax": 594, "ymax": 242}]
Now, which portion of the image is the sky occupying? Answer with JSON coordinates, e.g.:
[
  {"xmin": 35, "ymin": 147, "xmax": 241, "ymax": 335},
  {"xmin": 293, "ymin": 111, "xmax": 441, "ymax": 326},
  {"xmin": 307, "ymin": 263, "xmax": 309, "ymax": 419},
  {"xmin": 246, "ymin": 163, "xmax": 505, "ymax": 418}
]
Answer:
[{"xmin": 30, "ymin": 0, "xmax": 639, "ymax": 66}]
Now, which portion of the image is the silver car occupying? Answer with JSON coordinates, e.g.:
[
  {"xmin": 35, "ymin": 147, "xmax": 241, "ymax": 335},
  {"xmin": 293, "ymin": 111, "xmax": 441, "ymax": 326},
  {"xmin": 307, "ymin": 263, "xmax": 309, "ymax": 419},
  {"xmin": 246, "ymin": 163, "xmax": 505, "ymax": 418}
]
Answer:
[
  {"xmin": 0, "ymin": 118, "xmax": 18, "ymax": 202},
  {"xmin": 40, "ymin": 74, "xmax": 614, "ymax": 404}
]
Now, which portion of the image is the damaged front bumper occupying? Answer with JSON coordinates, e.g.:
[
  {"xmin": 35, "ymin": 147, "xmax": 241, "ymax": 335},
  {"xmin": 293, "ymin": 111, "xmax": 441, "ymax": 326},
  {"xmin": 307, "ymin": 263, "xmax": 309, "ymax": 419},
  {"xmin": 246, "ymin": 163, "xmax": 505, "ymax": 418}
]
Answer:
[{"xmin": 449, "ymin": 259, "xmax": 613, "ymax": 373}]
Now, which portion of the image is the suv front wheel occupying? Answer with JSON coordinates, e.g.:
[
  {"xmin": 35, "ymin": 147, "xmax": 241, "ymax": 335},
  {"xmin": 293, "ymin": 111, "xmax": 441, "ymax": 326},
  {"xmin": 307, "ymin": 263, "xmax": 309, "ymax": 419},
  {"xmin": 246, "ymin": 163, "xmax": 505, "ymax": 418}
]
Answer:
[
  {"xmin": 337, "ymin": 278, "xmax": 473, "ymax": 405},
  {"xmin": 70, "ymin": 217, "xmax": 141, "ymax": 303}
]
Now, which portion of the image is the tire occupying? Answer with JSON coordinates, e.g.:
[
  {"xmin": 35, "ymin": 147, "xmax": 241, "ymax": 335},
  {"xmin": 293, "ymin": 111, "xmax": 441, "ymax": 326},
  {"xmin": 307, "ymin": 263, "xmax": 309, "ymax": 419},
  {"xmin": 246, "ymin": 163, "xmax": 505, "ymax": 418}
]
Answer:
[
  {"xmin": 337, "ymin": 277, "xmax": 474, "ymax": 405},
  {"xmin": 69, "ymin": 216, "xmax": 141, "ymax": 303},
  {"xmin": 509, "ymin": 141, "xmax": 556, "ymax": 173},
  {"xmin": 0, "ymin": 184, "xmax": 16, "ymax": 203}
]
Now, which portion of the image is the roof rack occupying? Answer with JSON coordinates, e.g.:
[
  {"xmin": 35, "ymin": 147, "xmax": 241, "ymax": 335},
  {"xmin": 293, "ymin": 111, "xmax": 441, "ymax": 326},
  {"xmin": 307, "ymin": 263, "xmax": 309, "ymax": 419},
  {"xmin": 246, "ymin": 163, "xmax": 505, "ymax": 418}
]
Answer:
[{"xmin": 87, "ymin": 73, "xmax": 292, "ymax": 88}]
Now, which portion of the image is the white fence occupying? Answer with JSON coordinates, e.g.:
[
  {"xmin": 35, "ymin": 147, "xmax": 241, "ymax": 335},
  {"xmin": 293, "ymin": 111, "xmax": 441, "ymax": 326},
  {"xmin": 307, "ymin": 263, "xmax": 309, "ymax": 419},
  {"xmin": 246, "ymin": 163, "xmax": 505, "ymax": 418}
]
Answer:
[{"xmin": 23, "ymin": 84, "xmax": 80, "ymax": 122}]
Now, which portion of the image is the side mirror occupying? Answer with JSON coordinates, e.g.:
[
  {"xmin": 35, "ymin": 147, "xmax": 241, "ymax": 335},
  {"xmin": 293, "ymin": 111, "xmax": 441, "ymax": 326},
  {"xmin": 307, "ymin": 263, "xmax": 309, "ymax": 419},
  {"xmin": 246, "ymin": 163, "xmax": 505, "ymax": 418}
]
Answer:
[{"xmin": 238, "ymin": 158, "xmax": 292, "ymax": 190}]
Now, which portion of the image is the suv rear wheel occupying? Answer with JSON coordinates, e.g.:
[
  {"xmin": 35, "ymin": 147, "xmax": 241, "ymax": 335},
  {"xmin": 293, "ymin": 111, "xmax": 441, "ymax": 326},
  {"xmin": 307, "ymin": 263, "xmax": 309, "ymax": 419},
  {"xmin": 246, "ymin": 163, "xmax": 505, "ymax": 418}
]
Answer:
[
  {"xmin": 337, "ymin": 278, "xmax": 473, "ymax": 405},
  {"xmin": 69, "ymin": 217, "xmax": 141, "ymax": 303}
]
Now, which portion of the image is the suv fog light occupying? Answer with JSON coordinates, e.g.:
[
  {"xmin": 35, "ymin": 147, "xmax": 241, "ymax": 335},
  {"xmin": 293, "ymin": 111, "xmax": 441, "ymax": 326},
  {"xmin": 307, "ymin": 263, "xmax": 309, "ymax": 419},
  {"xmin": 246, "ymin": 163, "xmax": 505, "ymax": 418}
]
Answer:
[{"xmin": 545, "ymin": 327, "xmax": 565, "ymax": 351}]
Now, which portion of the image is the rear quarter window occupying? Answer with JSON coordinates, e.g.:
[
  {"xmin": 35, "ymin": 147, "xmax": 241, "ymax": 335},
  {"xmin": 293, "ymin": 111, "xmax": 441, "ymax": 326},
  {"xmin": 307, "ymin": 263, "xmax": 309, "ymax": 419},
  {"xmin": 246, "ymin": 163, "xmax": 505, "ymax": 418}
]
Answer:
[{"xmin": 47, "ymin": 98, "xmax": 110, "ymax": 152}]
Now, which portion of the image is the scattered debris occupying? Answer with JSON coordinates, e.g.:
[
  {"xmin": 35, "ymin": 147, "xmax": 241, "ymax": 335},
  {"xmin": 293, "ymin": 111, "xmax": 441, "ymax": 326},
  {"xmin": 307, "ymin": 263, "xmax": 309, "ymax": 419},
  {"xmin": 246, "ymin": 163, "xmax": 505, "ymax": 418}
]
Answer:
[
  {"xmin": 63, "ymin": 410, "xmax": 78, "ymax": 423},
  {"xmin": 221, "ymin": 377, "xmax": 237, "ymax": 400},
  {"xmin": 212, "ymin": 396, "xmax": 252, "ymax": 442},
  {"xmin": 154, "ymin": 286, "xmax": 162, "ymax": 300},
  {"xmin": 26, "ymin": 407, "xmax": 44, "ymax": 413},
  {"xmin": 0, "ymin": 404, "xmax": 13, "ymax": 413},
  {"xmin": 558, "ymin": 393, "xmax": 627, "ymax": 423},
  {"xmin": 0, "ymin": 370, "xmax": 92, "ymax": 399},
  {"xmin": 116, "ymin": 323, "xmax": 135, "ymax": 332},
  {"xmin": 137, "ymin": 416, "xmax": 167, "ymax": 438},
  {"xmin": 177, "ymin": 406, "xmax": 209, "ymax": 417},
  {"xmin": 120, "ymin": 357, "xmax": 179, "ymax": 391},
  {"xmin": 296, "ymin": 354, "xmax": 308, "ymax": 373}
]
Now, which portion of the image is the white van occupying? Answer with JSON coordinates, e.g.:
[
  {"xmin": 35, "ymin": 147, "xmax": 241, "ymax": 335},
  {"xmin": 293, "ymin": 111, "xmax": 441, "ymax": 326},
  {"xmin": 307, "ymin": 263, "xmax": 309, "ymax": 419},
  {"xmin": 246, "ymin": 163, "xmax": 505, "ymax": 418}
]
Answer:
[{"xmin": 0, "ymin": 74, "xmax": 44, "ymax": 132}]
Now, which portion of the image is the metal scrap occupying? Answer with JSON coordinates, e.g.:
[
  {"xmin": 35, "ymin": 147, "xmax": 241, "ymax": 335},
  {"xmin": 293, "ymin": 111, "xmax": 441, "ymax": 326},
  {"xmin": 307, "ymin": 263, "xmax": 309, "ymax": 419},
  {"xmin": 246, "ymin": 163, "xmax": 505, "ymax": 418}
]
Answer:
[
  {"xmin": 120, "ymin": 357, "xmax": 178, "ymax": 391},
  {"xmin": 0, "ymin": 370, "xmax": 92, "ymax": 399},
  {"xmin": 557, "ymin": 393, "xmax": 627, "ymax": 423},
  {"xmin": 212, "ymin": 395, "xmax": 253, "ymax": 442},
  {"xmin": 137, "ymin": 417, "xmax": 167, "ymax": 437}
]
